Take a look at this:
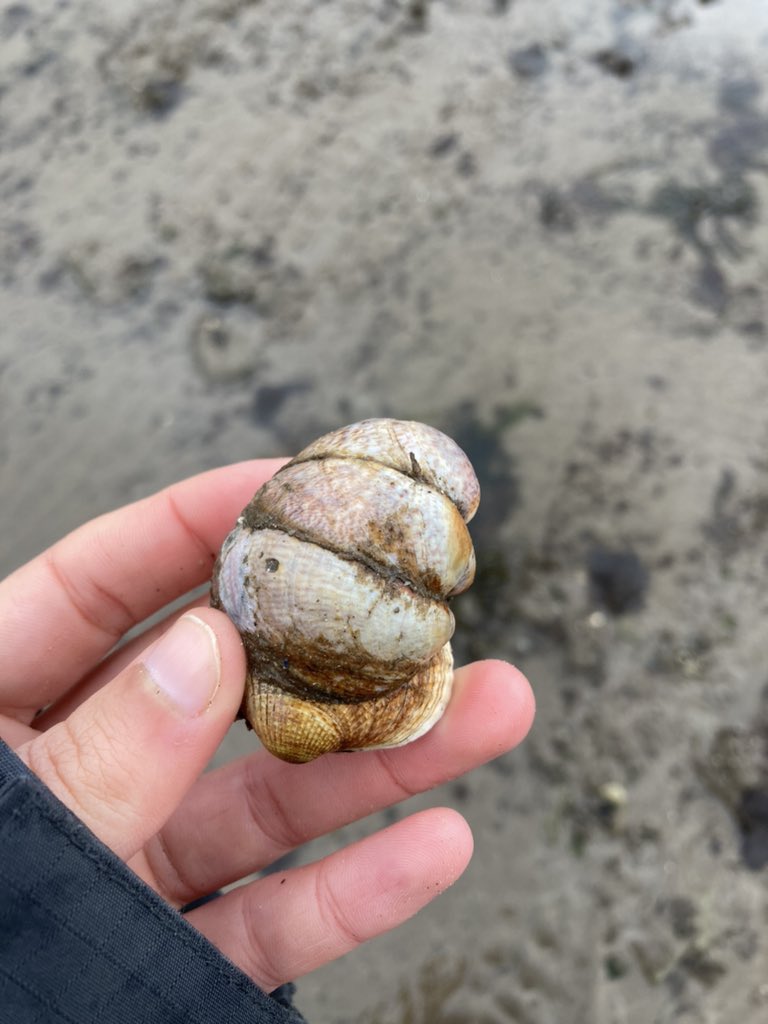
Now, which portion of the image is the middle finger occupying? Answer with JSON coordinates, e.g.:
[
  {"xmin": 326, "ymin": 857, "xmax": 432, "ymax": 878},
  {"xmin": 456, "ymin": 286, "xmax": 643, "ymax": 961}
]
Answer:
[{"xmin": 136, "ymin": 660, "xmax": 534, "ymax": 905}]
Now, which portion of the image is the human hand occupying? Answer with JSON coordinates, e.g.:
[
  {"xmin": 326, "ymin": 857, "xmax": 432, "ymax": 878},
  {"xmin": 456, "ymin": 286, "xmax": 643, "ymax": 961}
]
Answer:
[{"xmin": 0, "ymin": 460, "xmax": 535, "ymax": 991}]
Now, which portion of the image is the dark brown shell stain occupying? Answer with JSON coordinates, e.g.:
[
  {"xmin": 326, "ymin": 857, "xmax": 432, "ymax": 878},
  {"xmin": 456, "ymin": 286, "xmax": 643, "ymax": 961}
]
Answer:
[{"xmin": 240, "ymin": 627, "xmax": 429, "ymax": 702}]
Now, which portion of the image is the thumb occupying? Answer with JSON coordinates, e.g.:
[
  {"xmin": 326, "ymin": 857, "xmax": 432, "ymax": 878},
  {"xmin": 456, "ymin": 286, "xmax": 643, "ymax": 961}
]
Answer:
[{"xmin": 18, "ymin": 609, "xmax": 245, "ymax": 861}]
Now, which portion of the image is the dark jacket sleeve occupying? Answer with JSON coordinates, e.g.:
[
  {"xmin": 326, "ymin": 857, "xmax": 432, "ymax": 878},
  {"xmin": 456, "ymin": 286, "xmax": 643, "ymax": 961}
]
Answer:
[{"xmin": 0, "ymin": 741, "xmax": 308, "ymax": 1024}]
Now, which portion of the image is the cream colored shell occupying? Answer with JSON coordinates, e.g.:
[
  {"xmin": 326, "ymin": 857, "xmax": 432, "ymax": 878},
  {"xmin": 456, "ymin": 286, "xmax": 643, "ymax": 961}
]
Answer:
[{"xmin": 211, "ymin": 418, "xmax": 479, "ymax": 763}]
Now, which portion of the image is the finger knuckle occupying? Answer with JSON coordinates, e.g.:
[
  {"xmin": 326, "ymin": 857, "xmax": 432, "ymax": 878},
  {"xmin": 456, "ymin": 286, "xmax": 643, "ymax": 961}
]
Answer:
[
  {"xmin": 242, "ymin": 759, "xmax": 306, "ymax": 854},
  {"xmin": 239, "ymin": 894, "xmax": 285, "ymax": 990},
  {"xmin": 314, "ymin": 863, "xmax": 363, "ymax": 950}
]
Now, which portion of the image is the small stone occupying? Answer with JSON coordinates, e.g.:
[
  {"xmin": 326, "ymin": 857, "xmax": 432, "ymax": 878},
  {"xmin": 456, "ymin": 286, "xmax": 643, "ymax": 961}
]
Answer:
[
  {"xmin": 509, "ymin": 44, "xmax": 549, "ymax": 79},
  {"xmin": 539, "ymin": 189, "xmax": 576, "ymax": 232},
  {"xmin": 593, "ymin": 48, "xmax": 638, "ymax": 79},
  {"xmin": 429, "ymin": 133, "xmax": 458, "ymax": 157},
  {"xmin": 598, "ymin": 781, "xmax": 627, "ymax": 808},
  {"xmin": 137, "ymin": 77, "xmax": 184, "ymax": 115}
]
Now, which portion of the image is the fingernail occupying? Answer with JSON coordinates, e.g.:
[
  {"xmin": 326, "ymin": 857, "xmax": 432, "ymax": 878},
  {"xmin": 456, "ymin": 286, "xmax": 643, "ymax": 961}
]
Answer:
[{"xmin": 144, "ymin": 614, "xmax": 221, "ymax": 716}]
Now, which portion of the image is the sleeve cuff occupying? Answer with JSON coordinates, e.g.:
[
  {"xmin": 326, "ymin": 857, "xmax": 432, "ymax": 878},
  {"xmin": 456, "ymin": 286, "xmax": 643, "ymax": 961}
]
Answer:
[{"xmin": 0, "ymin": 740, "xmax": 307, "ymax": 1024}]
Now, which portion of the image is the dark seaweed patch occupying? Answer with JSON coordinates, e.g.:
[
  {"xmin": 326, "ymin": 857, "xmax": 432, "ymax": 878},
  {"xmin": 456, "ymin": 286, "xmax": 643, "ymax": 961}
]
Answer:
[{"xmin": 587, "ymin": 546, "xmax": 649, "ymax": 615}]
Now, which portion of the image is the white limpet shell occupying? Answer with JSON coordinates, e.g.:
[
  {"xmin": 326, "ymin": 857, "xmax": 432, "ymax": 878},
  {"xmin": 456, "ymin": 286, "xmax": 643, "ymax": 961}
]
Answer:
[{"xmin": 211, "ymin": 418, "xmax": 479, "ymax": 763}]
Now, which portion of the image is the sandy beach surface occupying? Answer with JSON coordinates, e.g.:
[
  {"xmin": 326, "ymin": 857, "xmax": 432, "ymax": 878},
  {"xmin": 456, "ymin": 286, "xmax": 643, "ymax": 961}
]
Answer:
[{"xmin": 3, "ymin": 1, "xmax": 768, "ymax": 1020}]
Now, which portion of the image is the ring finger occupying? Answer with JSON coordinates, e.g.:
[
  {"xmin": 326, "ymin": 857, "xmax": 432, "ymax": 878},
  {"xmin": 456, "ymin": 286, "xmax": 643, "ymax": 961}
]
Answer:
[{"xmin": 185, "ymin": 807, "xmax": 473, "ymax": 991}]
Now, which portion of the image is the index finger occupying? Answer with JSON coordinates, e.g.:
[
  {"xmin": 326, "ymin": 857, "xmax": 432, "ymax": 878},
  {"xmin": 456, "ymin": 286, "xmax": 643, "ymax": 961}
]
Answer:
[{"xmin": 0, "ymin": 459, "xmax": 285, "ymax": 716}]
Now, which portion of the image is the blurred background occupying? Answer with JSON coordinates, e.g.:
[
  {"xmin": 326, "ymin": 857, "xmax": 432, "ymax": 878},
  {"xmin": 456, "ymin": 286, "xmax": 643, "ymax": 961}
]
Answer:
[{"xmin": 2, "ymin": 1, "xmax": 768, "ymax": 1020}]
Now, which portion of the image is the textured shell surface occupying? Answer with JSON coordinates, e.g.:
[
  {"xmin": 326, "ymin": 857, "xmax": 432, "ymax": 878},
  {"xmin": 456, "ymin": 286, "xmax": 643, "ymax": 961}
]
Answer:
[
  {"xmin": 244, "ymin": 458, "xmax": 475, "ymax": 598},
  {"xmin": 293, "ymin": 419, "xmax": 480, "ymax": 522},
  {"xmin": 211, "ymin": 418, "xmax": 479, "ymax": 763},
  {"xmin": 216, "ymin": 527, "xmax": 454, "ymax": 698}
]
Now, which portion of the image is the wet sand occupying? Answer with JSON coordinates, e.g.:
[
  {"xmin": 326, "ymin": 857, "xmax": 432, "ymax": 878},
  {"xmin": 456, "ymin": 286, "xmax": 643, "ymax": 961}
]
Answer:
[{"xmin": 3, "ymin": 1, "xmax": 768, "ymax": 1020}]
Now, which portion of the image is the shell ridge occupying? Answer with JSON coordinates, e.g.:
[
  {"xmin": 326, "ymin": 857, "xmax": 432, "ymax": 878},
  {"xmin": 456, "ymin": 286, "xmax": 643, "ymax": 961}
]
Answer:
[
  {"xmin": 239, "ymin": 512, "xmax": 450, "ymax": 605},
  {"xmin": 247, "ymin": 654, "xmax": 384, "ymax": 705},
  {"xmin": 284, "ymin": 452, "xmax": 470, "ymax": 523}
]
